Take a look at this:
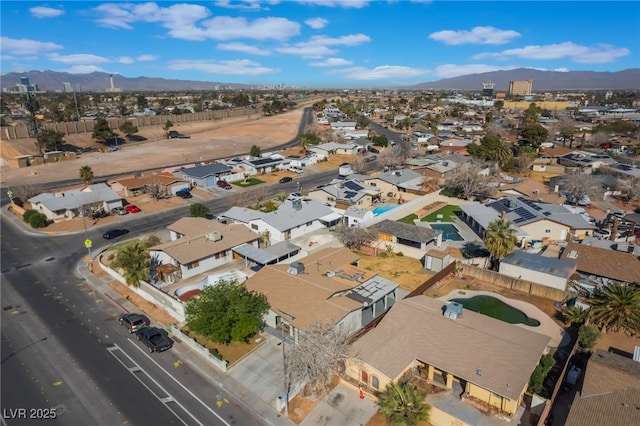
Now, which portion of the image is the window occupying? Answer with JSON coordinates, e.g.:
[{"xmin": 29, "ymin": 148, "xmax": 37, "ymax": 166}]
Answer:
[
  {"xmin": 371, "ymin": 376, "xmax": 379, "ymax": 390},
  {"xmin": 361, "ymin": 370, "xmax": 368, "ymax": 384},
  {"xmin": 544, "ymin": 229, "xmax": 551, "ymax": 234},
  {"xmin": 251, "ymin": 224, "xmax": 259, "ymax": 230},
  {"xmin": 186, "ymin": 260, "xmax": 200, "ymax": 270},
  {"xmin": 306, "ymin": 222, "xmax": 312, "ymax": 226}
]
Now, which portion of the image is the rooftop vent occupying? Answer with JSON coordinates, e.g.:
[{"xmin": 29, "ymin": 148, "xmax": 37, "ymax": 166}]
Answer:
[
  {"xmin": 325, "ymin": 270, "xmax": 336, "ymax": 278},
  {"xmin": 444, "ymin": 302, "xmax": 463, "ymax": 320},
  {"xmin": 567, "ymin": 250, "xmax": 579, "ymax": 259},
  {"xmin": 205, "ymin": 231, "xmax": 222, "ymax": 242},
  {"xmin": 287, "ymin": 262, "xmax": 305, "ymax": 275},
  {"xmin": 292, "ymin": 199, "xmax": 302, "ymax": 211}
]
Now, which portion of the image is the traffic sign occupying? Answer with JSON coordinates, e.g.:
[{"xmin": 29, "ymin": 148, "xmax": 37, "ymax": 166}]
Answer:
[
  {"xmin": 84, "ymin": 239, "xmax": 92, "ymax": 248},
  {"xmin": 7, "ymin": 190, "xmax": 13, "ymax": 199}
]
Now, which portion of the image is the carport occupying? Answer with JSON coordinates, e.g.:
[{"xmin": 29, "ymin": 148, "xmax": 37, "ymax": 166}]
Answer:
[{"xmin": 233, "ymin": 241, "xmax": 301, "ymax": 269}]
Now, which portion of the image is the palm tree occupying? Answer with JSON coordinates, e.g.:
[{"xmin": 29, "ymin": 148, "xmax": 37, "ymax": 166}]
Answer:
[
  {"xmin": 112, "ymin": 241, "xmax": 150, "ymax": 287},
  {"xmin": 79, "ymin": 165, "xmax": 93, "ymax": 185},
  {"xmin": 562, "ymin": 306, "xmax": 589, "ymax": 327},
  {"xmin": 483, "ymin": 218, "xmax": 517, "ymax": 269},
  {"xmin": 589, "ymin": 282, "xmax": 640, "ymax": 336},
  {"xmin": 492, "ymin": 141, "xmax": 513, "ymax": 168},
  {"xmin": 298, "ymin": 133, "xmax": 319, "ymax": 153},
  {"xmin": 377, "ymin": 382, "xmax": 430, "ymax": 426}
]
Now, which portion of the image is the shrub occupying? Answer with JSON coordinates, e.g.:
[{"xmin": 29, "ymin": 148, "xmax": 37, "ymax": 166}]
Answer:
[
  {"xmin": 23, "ymin": 209, "xmax": 37, "ymax": 223},
  {"xmin": 23, "ymin": 209, "xmax": 48, "ymax": 228},
  {"xmin": 379, "ymin": 252, "xmax": 388, "ymax": 258},
  {"xmin": 209, "ymin": 347, "xmax": 223, "ymax": 360},
  {"xmin": 396, "ymin": 252, "xmax": 404, "ymax": 257}
]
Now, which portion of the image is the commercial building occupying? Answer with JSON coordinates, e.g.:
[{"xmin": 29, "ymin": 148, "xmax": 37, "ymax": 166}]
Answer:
[{"xmin": 509, "ymin": 80, "xmax": 533, "ymax": 96}]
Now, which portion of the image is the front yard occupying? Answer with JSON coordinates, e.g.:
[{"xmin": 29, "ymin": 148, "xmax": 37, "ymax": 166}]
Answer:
[{"xmin": 180, "ymin": 327, "xmax": 265, "ymax": 366}]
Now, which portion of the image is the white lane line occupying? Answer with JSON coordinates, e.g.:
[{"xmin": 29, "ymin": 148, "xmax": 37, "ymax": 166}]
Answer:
[
  {"xmin": 127, "ymin": 339, "xmax": 232, "ymax": 426},
  {"xmin": 107, "ymin": 344, "xmax": 201, "ymax": 426}
]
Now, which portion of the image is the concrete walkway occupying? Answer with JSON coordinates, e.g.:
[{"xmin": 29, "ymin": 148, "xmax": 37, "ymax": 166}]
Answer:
[{"xmin": 300, "ymin": 382, "xmax": 378, "ymax": 426}]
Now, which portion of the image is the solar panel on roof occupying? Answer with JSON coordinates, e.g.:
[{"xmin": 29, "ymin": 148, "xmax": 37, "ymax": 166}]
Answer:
[
  {"xmin": 514, "ymin": 217, "xmax": 527, "ymax": 224},
  {"xmin": 344, "ymin": 191, "xmax": 357, "ymax": 199},
  {"xmin": 344, "ymin": 181, "xmax": 363, "ymax": 191}
]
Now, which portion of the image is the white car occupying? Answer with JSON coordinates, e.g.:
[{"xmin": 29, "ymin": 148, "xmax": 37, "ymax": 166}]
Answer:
[{"xmin": 288, "ymin": 166, "xmax": 304, "ymax": 174}]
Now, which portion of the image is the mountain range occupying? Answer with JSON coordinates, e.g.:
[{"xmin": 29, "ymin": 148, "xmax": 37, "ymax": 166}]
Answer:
[{"xmin": 1, "ymin": 68, "xmax": 639, "ymax": 93}]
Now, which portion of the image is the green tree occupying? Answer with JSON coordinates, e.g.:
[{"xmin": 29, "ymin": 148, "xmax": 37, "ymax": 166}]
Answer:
[
  {"xmin": 79, "ymin": 165, "xmax": 94, "ymax": 185},
  {"xmin": 92, "ymin": 117, "xmax": 113, "ymax": 142},
  {"xmin": 298, "ymin": 133, "xmax": 320, "ymax": 153},
  {"xmin": 524, "ymin": 103, "xmax": 540, "ymax": 125},
  {"xmin": 190, "ymin": 203, "xmax": 210, "ymax": 218},
  {"xmin": 163, "ymin": 120, "xmax": 173, "ymax": 138},
  {"xmin": 371, "ymin": 135, "xmax": 389, "ymax": 147},
  {"xmin": 377, "ymin": 382, "xmax": 430, "ymax": 426},
  {"xmin": 559, "ymin": 126, "xmax": 575, "ymax": 148},
  {"xmin": 562, "ymin": 306, "xmax": 589, "ymax": 327},
  {"xmin": 119, "ymin": 121, "xmax": 139, "ymax": 138},
  {"xmin": 589, "ymin": 282, "xmax": 640, "ymax": 336},
  {"xmin": 467, "ymin": 134, "xmax": 513, "ymax": 167},
  {"xmin": 112, "ymin": 241, "xmax": 149, "ymax": 287},
  {"xmin": 23, "ymin": 209, "xmax": 48, "ymax": 228},
  {"xmin": 483, "ymin": 218, "xmax": 517, "ymax": 269},
  {"xmin": 528, "ymin": 354, "xmax": 555, "ymax": 394},
  {"xmin": 250, "ymin": 144, "xmax": 261, "ymax": 157},
  {"xmin": 39, "ymin": 128, "xmax": 65, "ymax": 151},
  {"xmin": 577, "ymin": 324, "xmax": 601, "ymax": 351},
  {"xmin": 186, "ymin": 280, "xmax": 269, "ymax": 343},
  {"xmin": 519, "ymin": 124, "xmax": 549, "ymax": 148}
]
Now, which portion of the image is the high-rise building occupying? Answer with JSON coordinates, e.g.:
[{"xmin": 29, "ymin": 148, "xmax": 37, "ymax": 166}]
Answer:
[
  {"xmin": 508, "ymin": 80, "xmax": 533, "ymax": 97},
  {"xmin": 63, "ymin": 82, "xmax": 73, "ymax": 93},
  {"xmin": 20, "ymin": 76, "xmax": 30, "ymax": 86},
  {"xmin": 482, "ymin": 81, "xmax": 495, "ymax": 98}
]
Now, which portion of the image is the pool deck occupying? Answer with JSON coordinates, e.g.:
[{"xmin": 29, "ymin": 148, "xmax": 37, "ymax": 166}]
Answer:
[{"xmin": 439, "ymin": 290, "xmax": 568, "ymax": 348}]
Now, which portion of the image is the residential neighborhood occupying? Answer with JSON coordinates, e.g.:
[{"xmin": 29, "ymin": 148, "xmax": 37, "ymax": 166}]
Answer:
[{"xmin": 3, "ymin": 87, "xmax": 640, "ymax": 426}]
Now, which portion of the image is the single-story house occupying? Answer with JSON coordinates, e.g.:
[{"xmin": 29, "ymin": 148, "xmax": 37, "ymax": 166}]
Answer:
[
  {"xmin": 110, "ymin": 173, "xmax": 190, "ymax": 197},
  {"xmin": 360, "ymin": 168, "xmax": 426, "ymax": 195},
  {"xmin": 148, "ymin": 217, "xmax": 261, "ymax": 281},
  {"xmin": 369, "ymin": 219, "xmax": 442, "ymax": 251},
  {"xmin": 306, "ymin": 179, "xmax": 380, "ymax": 209},
  {"xmin": 499, "ymin": 250, "xmax": 577, "ymax": 291},
  {"xmin": 560, "ymin": 241, "xmax": 640, "ymax": 284},
  {"xmin": 459, "ymin": 197, "xmax": 597, "ymax": 246},
  {"xmin": 496, "ymin": 179, "xmax": 566, "ymax": 205},
  {"xmin": 241, "ymin": 156, "xmax": 287, "ymax": 175},
  {"xmin": 220, "ymin": 199, "xmax": 342, "ymax": 244},
  {"xmin": 173, "ymin": 163, "xmax": 234, "ymax": 188},
  {"xmin": 330, "ymin": 121, "xmax": 357, "ymax": 131},
  {"xmin": 565, "ymin": 350, "xmax": 640, "ymax": 426},
  {"xmin": 558, "ymin": 151, "xmax": 617, "ymax": 171},
  {"xmin": 346, "ymin": 295, "xmax": 551, "ymax": 419},
  {"xmin": 244, "ymin": 247, "xmax": 399, "ymax": 341},
  {"xmin": 28, "ymin": 183, "xmax": 123, "ymax": 222},
  {"xmin": 343, "ymin": 206, "xmax": 375, "ymax": 227},
  {"xmin": 310, "ymin": 142, "xmax": 358, "ymax": 156}
]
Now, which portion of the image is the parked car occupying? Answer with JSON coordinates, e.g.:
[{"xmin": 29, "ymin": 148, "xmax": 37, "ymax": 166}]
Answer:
[
  {"xmin": 279, "ymin": 176, "xmax": 293, "ymax": 183},
  {"xmin": 167, "ymin": 130, "xmax": 190, "ymax": 139},
  {"xmin": 119, "ymin": 313, "xmax": 150, "ymax": 333},
  {"xmin": 91, "ymin": 210, "xmax": 109, "ymax": 219},
  {"xmin": 367, "ymin": 145, "xmax": 380, "ymax": 154},
  {"xmin": 287, "ymin": 166, "xmax": 304, "ymax": 174},
  {"xmin": 176, "ymin": 188, "xmax": 192, "ymax": 199},
  {"xmin": 217, "ymin": 180, "xmax": 232, "ymax": 190},
  {"xmin": 103, "ymin": 229, "xmax": 129, "ymax": 240},
  {"xmin": 111, "ymin": 207, "xmax": 128, "ymax": 215},
  {"xmin": 365, "ymin": 155, "xmax": 378, "ymax": 163},
  {"xmin": 136, "ymin": 327, "xmax": 173, "ymax": 353},
  {"xmin": 125, "ymin": 205, "xmax": 141, "ymax": 213}
]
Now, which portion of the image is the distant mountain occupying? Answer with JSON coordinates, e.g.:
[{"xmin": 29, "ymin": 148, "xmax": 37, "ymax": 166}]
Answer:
[
  {"xmin": 0, "ymin": 70, "xmax": 252, "ymax": 92},
  {"xmin": 413, "ymin": 68, "xmax": 640, "ymax": 91}
]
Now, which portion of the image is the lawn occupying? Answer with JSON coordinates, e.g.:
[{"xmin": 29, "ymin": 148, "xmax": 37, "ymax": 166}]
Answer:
[
  {"xmin": 232, "ymin": 178, "xmax": 265, "ymax": 187},
  {"xmin": 397, "ymin": 214, "xmax": 418, "ymax": 224},
  {"xmin": 421, "ymin": 205, "xmax": 461, "ymax": 222}
]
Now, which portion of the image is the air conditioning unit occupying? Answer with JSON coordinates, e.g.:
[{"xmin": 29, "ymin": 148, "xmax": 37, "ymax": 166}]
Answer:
[{"xmin": 206, "ymin": 231, "xmax": 222, "ymax": 242}]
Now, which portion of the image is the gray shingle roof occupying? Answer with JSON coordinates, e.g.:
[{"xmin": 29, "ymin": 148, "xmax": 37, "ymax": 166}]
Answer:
[
  {"xmin": 29, "ymin": 183, "xmax": 121, "ymax": 211},
  {"xmin": 222, "ymin": 200, "xmax": 336, "ymax": 232},
  {"xmin": 369, "ymin": 219, "xmax": 441, "ymax": 244},
  {"xmin": 175, "ymin": 163, "xmax": 231, "ymax": 178}
]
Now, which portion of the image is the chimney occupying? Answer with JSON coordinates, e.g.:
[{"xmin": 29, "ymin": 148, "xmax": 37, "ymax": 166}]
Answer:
[{"xmin": 501, "ymin": 210, "xmax": 507, "ymax": 220}]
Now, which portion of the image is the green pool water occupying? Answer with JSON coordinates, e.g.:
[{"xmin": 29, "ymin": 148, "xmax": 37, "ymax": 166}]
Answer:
[{"xmin": 450, "ymin": 295, "xmax": 541, "ymax": 327}]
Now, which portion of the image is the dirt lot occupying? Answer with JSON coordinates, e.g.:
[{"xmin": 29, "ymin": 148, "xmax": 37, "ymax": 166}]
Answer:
[{"xmin": 357, "ymin": 252, "xmax": 432, "ymax": 292}]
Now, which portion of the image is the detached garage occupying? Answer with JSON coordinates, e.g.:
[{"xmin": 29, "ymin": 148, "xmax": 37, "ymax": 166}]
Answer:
[{"xmin": 499, "ymin": 251, "xmax": 577, "ymax": 291}]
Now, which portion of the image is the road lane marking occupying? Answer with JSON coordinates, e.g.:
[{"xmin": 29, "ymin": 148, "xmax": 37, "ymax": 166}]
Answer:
[{"xmin": 127, "ymin": 339, "xmax": 232, "ymax": 426}]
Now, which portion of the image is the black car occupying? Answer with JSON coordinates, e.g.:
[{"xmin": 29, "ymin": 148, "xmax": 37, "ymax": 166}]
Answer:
[
  {"xmin": 279, "ymin": 176, "xmax": 293, "ymax": 183},
  {"xmin": 176, "ymin": 188, "xmax": 192, "ymax": 199},
  {"xmin": 136, "ymin": 327, "xmax": 173, "ymax": 353},
  {"xmin": 119, "ymin": 313, "xmax": 150, "ymax": 333},
  {"xmin": 103, "ymin": 229, "xmax": 129, "ymax": 240},
  {"xmin": 167, "ymin": 130, "xmax": 190, "ymax": 139},
  {"xmin": 91, "ymin": 210, "xmax": 109, "ymax": 219}
]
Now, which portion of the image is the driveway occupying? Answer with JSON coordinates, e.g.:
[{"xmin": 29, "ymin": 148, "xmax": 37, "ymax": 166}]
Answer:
[{"xmin": 300, "ymin": 382, "xmax": 378, "ymax": 426}]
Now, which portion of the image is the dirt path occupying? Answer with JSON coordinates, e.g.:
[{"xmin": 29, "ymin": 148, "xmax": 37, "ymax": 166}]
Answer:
[{"xmin": 1, "ymin": 108, "xmax": 306, "ymax": 187}]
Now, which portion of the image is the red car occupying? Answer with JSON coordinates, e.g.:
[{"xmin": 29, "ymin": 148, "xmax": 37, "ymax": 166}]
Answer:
[{"xmin": 125, "ymin": 205, "xmax": 141, "ymax": 213}]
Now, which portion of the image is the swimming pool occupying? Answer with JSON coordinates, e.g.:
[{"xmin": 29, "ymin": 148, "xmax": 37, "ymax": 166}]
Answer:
[
  {"xmin": 372, "ymin": 204, "xmax": 399, "ymax": 216},
  {"xmin": 450, "ymin": 295, "xmax": 541, "ymax": 327},
  {"xmin": 429, "ymin": 223, "xmax": 463, "ymax": 241}
]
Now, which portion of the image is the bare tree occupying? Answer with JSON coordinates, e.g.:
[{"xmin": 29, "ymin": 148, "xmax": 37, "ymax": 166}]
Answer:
[
  {"xmin": 144, "ymin": 181, "xmax": 166, "ymax": 200},
  {"xmin": 13, "ymin": 183, "xmax": 43, "ymax": 200},
  {"xmin": 379, "ymin": 146, "xmax": 404, "ymax": 168},
  {"xmin": 334, "ymin": 223, "xmax": 377, "ymax": 249},
  {"xmin": 227, "ymin": 191, "xmax": 253, "ymax": 207},
  {"xmin": 352, "ymin": 156, "xmax": 367, "ymax": 174},
  {"xmin": 559, "ymin": 173, "xmax": 604, "ymax": 205},
  {"xmin": 484, "ymin": 122, "xmax": 508, "ymax": 138},
  {"xmin": 251, "ymin": 183, "xmax": 274, "ymax": 207},
  {"xmin": 443, "ymin": 160, "xmax": 495, "ymax": 200},
  {"xmin": 616, "ymin": 176, "xmax": 640, "ymax": 203},
  {"xmin": 286, "ymin": 322, "xmax": 353, "ymax": 400}
]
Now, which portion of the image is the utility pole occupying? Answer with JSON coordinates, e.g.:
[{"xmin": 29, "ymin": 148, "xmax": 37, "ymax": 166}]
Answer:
[
  {"xmin": 73, "ymin": 86, "xmax": 81, "ymax": 121},
  {"xmin": 24, "ymin": 92, "xmax": 43, "ymax": 157}
]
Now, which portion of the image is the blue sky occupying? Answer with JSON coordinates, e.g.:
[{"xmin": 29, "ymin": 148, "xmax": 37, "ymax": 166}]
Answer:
[{"xmin": 1, "ymin": 1, "xmax": 638, "ymax": 88}]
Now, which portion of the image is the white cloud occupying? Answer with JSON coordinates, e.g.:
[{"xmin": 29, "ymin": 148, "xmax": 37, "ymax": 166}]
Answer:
[
  {"xmin": 117, "ymin": 56, "xmax": 134, "ymax": 64},
  {"xmin": 168, "ymin": 59, "xmax": 278, "ymax": 75},
  {"xmin": 137, "ymin": 54, "xmax": 157, "ymax": 61},
  {"xmin": 294, "ymin": 0, "xmax": 370, "ymax": 8},
  {"xmin": 429, "ymin": 26, "xmax": 521, "ymax": 45},
  {"xmin": 61, "ymin": 65, "xmax": 107, "ymax": 74},
  {"xmin": 48, "ymin": 53, "xmax": 110, "ymax": 65},
  {"xmin": 218, "ymin": 42, "xmax": 271, "ymax": 56},
  {"xmin": 276, "ymin": 33, "xmax": 370, "ymax": 58},
  {"xmin": 432, "ymin": 63, "xmax": 518, "ymax": 78},
  {"xmin": 0, "ymin": 37, "xmax": 63, "ymax": 55},
  {"xmin": 335, "ymin": 65, "xmax": 429, "ymax": 80},
  {"xmin": 276, "ymin": 44, "xmax": 336, "ymax": 58},
  {"xmin": 214, "ymin": 0, "xmax": 276, "ymax": 10},
  {"xmin": 305, "ymin": 17, "xmax": 328, "ymax": 29},
  {"xmin": 92, "ymin": 3, "xmax": 300, "ymax": 42},
  {"xmin": 472, "ymin": 42, "xmax": 630, "ymax": 64},
  {"xmin": 554, "ymin": 68, "xmax": 570, "ymax": 72},
  {"xmin": 309, "ymin": 57, "xmax": 353, "ymax": 67},
  {"xmin": 29, "ymin": 6, "xmax": 64, "ymax": 18},
  {"xmin": 309, "ymin": 33, "xmax": 370, "ymax": 46}
]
